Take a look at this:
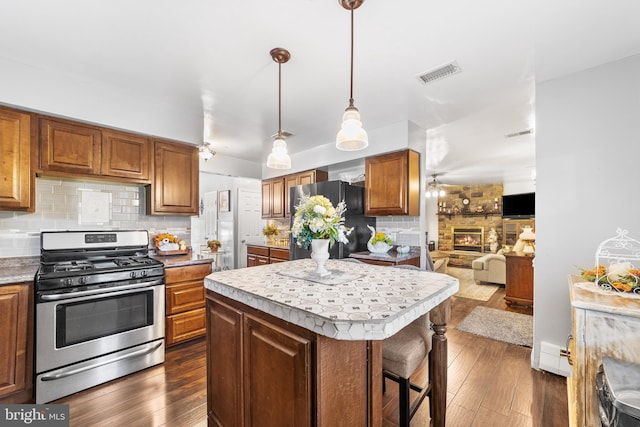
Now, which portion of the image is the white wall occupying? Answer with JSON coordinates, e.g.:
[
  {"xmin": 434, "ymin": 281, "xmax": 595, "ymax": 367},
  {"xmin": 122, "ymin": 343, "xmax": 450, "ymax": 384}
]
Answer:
[{"xmin": 533, "ymin": 54, "xmax": 640, "ymax": 371}]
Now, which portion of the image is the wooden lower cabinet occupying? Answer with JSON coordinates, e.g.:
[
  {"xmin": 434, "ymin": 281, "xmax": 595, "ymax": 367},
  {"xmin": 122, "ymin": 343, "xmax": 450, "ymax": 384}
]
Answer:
[
  {"xmin": 165, "ymin": 263, "xmax": 212, "ymax": 346},
  {"xmin": 0, "ymin": 283, "xmax": 33, "ymax": 403},
  {"xmin": 206, "ymin": 292, "xmax": 378, "ymax": 427},
  {"xmin": 504, "ymin": 252, "xmax": 534, "ymax": 307},
  {"xmin": 247, "ymin": 245, "xmax": 289, "ymax": 266}
]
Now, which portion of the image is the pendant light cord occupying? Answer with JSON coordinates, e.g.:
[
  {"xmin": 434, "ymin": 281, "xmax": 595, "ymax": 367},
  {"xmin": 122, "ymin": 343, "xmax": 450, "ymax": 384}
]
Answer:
[
  {"xmin": 349, "ymin": 5, "xmax": 354, "ymax": 107},
  {"xmin": 278, "ymin": 62, "xmax": 282, "ymax": 136}
]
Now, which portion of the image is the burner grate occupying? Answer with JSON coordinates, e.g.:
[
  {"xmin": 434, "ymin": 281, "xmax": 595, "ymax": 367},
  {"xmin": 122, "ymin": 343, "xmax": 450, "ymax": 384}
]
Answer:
[{"xmin": 53, "ymin": 260, "xmax": 95, "ymax": 272}]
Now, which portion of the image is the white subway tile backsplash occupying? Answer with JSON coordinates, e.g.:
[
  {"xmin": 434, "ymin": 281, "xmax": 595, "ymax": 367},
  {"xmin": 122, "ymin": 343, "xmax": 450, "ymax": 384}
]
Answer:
[{"xmin": 1, "ymin": 177, "xmax": 191, "ymax": 258}]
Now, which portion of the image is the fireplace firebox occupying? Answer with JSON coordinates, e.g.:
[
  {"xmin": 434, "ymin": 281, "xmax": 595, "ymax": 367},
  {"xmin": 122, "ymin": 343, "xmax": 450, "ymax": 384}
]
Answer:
[{"xmin": 451, "ymin": 227, "xmax": 484, "ymax": 252}]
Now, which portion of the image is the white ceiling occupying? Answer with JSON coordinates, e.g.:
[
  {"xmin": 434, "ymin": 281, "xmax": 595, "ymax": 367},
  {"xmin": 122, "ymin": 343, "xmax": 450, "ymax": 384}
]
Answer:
[{"xmin": 1, "ymin": 1, "xmax": 639, "ymax": 185}]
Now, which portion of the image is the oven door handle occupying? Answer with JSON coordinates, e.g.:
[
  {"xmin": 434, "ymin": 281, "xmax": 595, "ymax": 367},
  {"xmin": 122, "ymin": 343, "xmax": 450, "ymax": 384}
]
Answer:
[
  {"xmin": 40, "ymin": 341, "xmax": 163, "ymax": 381},
  {"xmin": 39, "ymin": 279, "xmax": 164, "ymax": 301}
]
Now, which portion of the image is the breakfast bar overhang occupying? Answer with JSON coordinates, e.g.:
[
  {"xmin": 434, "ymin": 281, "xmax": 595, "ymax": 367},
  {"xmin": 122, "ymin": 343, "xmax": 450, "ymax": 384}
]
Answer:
[{"xmin": 204, "ymin": 259, "xmax": 459, "ymax": 427}]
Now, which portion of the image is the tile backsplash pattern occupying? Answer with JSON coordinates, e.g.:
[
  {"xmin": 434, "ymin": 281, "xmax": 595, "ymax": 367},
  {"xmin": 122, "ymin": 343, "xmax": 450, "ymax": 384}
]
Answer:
[{"xmin": 0, "ymin": 177, "xmax": 191, "ymax": 258}]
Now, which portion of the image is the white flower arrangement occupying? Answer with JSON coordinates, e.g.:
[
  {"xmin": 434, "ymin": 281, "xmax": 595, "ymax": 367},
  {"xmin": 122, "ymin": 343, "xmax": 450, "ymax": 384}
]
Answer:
[{"xmin": 291, "ymin": 194, "xmax": 352, "ymax": 250}]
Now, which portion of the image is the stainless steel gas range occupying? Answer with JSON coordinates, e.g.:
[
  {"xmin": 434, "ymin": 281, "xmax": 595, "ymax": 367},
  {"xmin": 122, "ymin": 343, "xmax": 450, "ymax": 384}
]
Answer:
[{"xmin": 34, "ymin": 230, "xmax": 165, "ymax": 404}]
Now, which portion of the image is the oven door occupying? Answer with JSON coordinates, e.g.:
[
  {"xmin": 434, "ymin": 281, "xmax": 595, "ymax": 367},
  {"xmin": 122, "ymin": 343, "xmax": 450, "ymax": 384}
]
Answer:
[{"xmin": 36, "ymin": 280, "xmax": 164, "ymax": 374}]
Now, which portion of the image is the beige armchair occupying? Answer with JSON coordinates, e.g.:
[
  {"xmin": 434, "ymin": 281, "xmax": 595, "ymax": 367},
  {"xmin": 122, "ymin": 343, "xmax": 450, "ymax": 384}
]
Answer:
[{"xmin": 472, "ymin": 251, "xmax": 506, "ymax": 285}]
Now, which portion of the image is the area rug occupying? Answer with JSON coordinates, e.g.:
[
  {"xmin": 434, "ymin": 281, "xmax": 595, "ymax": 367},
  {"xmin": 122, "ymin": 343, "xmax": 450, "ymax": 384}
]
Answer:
[
  {"xmin": 456, "ymin": 306, "xmax": 533, "ymax": 347},
  {"xmin": 446, "ymin": 267, "xmax": 500, "ymax": 301}
]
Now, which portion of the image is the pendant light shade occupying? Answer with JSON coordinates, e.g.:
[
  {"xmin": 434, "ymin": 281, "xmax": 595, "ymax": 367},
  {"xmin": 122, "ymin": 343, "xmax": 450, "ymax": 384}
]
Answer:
[
  {"xmin": 267, "ymin": 48, "xmax": 292, "ymax": 170},
  {"xmin": 336, "ymin": 0, "xmax": 368, "ymax": 151}
]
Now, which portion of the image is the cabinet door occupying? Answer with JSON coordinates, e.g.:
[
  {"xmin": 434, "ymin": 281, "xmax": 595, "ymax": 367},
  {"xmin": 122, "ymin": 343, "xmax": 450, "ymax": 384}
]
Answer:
[
  {"xmin": 101, "ymin": 130, "xmax": 151, "ymax": 182},
  {"xmin": 271, "ymin": 178, "xmax": 285, "ymax": 218},
  {"xmin": 148, "ymin": 139, "xmax": 199, "ymax": 215},
  {"xmin": 0, "ymin": 108, "xmax": 33, "ymax": 212},
  {"xmin": 284, "ymin": 175, "xmax": 299, "ymax": 217},
  {"xmin": 166, "ymin": 308, "xmax": 206, "ymax": 346},
  {"xmin": 207, "ymin": 297, "xmax": 244, "ymax": 427},
  {"xmin": 365, "ymin": 150, "xmax": 420, "ymax": 216},
  {"xmin": 39, "ymin": 118, "xmax": 101, "ymax": 175},
  {"xmin": 0, "ymin": 284, "xmax": 31, "ymax": 401},
  {"xmin": 505, "ymin": 255, "xmax": 534, "ymax": 307},
  {"xmin": 244, "ymin": 314, "xmax": 311, "ymax": 427},
  {"xmin": 262, "ymin": 180, "xmax": 273, "ymax": 218}
]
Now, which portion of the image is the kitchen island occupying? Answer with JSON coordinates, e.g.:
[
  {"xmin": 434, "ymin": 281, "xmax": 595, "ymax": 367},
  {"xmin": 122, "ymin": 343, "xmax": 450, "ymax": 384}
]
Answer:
[{"xmin": 204, "ymin": 258, "xmax": 458, "ymax": 427}]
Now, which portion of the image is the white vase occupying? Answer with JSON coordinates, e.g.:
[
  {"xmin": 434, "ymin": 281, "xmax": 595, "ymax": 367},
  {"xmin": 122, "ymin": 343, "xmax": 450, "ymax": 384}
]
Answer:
[{"xmin": 310, "ymin": 239, "xmax": 331, "ymax": 277}]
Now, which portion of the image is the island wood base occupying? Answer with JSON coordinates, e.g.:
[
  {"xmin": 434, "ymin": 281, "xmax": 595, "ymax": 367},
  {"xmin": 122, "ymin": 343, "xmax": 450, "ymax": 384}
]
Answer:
[{"xmin": 206, "ymin": 290, "xmax": 450, "ymax": 427}]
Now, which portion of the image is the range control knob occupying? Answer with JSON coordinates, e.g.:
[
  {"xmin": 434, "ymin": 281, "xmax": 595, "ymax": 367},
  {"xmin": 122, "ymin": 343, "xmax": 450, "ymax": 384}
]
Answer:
[
  {"xmin": 79, "ymin": 276, "xmax": 88, "ymax": 285},
  {"xmin": 130, "ymin": 271, "xmax": 137, "ymax": 279},
  {"xmin": 63, "ymin": 278, "xmax": 73, "ymax": 286},
  {"xmin": 141, "ymin": 270, "xmax": 148, "ymax": 277}
]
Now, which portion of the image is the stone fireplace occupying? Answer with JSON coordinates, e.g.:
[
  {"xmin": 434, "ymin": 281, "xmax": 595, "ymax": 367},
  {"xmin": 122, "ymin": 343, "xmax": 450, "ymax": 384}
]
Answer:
[{"xmin": 452, "ymin": 227, "xmax": 484, "ymax": 252}]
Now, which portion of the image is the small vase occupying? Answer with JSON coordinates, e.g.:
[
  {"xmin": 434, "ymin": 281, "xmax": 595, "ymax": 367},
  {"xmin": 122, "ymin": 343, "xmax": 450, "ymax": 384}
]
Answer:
[{"xmin": 310, "ymin": 239, "xmax": 331, "ymax": 277}]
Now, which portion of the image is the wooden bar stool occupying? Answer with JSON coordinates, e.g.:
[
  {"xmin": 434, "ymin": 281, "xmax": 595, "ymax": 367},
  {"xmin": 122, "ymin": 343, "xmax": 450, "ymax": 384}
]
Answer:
[{"xmin": 383, "ymin": 264, "xmax": 433, "ymax": 426}]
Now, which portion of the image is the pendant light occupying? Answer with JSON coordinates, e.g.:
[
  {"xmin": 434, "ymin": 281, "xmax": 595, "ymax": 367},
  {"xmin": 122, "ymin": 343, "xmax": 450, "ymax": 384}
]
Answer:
[
  {"xmin": 336, "ymin": 0, "xmax": 368, "ymax": 151},
  {"xmin": 266, "ymin": 48, "xmax": 292, "ymax": 169}
]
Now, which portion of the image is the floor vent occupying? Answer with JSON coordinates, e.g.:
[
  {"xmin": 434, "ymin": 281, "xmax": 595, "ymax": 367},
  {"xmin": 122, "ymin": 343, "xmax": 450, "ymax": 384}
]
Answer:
[{"xmin": 417, "ymin": 61, "xmax": 461, "ymax": 85}]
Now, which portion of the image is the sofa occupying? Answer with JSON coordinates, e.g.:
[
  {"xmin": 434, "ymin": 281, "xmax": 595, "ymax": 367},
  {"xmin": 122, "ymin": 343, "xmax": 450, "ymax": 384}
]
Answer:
[{"xmin": 472, "ymin": 251, "xmax": 506, "ymax": 285}]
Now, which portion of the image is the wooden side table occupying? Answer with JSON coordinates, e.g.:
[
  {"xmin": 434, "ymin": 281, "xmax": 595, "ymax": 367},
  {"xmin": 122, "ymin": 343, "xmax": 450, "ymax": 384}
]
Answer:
[{"xmin": 504, "ymin": 252, "xmax": 534, "ymax": 307}]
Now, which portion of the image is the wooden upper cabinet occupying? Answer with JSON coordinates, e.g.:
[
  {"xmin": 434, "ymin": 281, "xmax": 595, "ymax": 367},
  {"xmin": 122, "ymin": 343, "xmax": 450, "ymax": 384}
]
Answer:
[
  {"xmin": 101, "ymin": 130, "xmax": 151, "ymax": 182},
  {"xmin": 262, "ymin": 178, "xmax": 285, "ymax": 218},
  {"xmin": 38, "ymin": 118, "xmax": 102, "ymax": 176},
  {"xmin": 147, "ymin": 139, "xmax": 199, "ymax": 215},
  {"xmin": 263, "ymin": 169, "xmax": 328, "ymax": 218},
  {"xmin": 0, "ymin": 107, "xmax": 33, "ymax": 212},
  {"xmin": 365, "ymin": 149, "xmax": 420, "ymax": 216}
]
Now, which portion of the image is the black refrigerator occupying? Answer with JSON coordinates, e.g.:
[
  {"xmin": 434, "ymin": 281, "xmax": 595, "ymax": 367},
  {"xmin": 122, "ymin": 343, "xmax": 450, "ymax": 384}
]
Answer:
[{"xmin": 289, "ymin": 180, "xmax": 375, "ymax": 260}]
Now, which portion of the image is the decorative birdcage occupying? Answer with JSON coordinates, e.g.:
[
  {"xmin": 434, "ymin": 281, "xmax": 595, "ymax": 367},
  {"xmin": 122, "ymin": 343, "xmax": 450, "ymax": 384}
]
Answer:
[{"xmin": 593, "ymin": 228, "xmax": 640, "ymax": 294}]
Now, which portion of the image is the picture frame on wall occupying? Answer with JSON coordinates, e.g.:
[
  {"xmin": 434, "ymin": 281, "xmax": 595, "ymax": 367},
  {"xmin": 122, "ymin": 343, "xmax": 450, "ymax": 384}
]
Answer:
[{"xmin": 218, "ymin": 190, "xmax": 230, "ymax": 212}]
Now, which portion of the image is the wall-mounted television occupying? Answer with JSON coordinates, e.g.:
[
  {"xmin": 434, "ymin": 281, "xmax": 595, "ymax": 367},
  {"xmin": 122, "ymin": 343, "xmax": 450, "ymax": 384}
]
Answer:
[{"xmin": 502, "ymin": 192, "xmax": 535, "ymax": 219}]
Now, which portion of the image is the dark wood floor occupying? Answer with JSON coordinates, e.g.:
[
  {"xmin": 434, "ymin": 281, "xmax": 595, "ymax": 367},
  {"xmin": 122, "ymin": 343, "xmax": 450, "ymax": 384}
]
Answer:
[{"xmin": 55, "ymin": 287, "xmax": 568, "ymax": 427}]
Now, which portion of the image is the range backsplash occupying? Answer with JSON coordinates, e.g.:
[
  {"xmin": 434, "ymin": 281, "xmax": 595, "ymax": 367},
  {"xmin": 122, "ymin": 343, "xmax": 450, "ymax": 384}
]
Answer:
[{"xmin": 0, "ymin": 177, "xmax": 190, "ymax": 258}]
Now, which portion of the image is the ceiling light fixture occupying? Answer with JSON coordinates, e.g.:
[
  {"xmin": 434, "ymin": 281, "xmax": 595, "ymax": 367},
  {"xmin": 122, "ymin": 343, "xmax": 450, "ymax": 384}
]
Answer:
[
  {"xmin": 199, "ymin": 141, "xmax": 216, "ymax": 162},
  {"xmin": 336, "ymin": 0, "xmax": 368, "ymax": 151},
  {"xmin": 425, "ymin": 174, "xmax": 446, "ymax": 198},
  {"xmin": 266, "ymin": 47, "xmax": 292, "ymax": 170}
]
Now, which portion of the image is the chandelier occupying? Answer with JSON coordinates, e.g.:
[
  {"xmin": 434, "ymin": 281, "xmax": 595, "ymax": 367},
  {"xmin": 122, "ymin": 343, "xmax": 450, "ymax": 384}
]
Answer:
[
  {"xmin": 335, "ymin": 0, "xmax": 368, "ymax": 151},
  {"xmin": 198, "ymin": 141, "xmax": 215, "ymax": 162},
  {"xmin": 266, "ymin": 47, "xmax": 292, "ymax": 169},
  {"xmin": 425, "ymin": 175, "xmax": 445, "ymax": 198}
]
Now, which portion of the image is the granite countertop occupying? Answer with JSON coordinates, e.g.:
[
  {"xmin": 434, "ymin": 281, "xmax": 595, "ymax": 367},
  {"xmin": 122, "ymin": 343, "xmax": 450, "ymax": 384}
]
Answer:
[
  {"xmin": 0, "ymin": 256, "xmax": 39, "ymax": 285},
  {"xmin": 151, "ymin": 251, "xmax": 218, "ymax": 268},
  {"xmin": 205, "ymin": 258, "xmax": 458, "ymax": 341},
  {"xmin": 349, "ymin": 249, "xmax": 420, "ymax": 262},
  {"xmin": 246, "ymin": 242, "xmax": 290, "ymax": 250}
]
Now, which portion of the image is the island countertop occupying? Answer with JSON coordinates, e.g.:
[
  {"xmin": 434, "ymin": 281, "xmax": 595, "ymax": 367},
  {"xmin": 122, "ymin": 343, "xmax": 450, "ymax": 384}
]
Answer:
[{"xmin": 204, "ymin": 258, "xmax": 458, "ymax": 340}]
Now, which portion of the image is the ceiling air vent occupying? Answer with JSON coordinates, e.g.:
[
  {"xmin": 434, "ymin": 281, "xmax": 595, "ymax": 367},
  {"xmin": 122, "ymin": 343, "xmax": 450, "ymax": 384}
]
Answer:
[
  {"xmin": 417, "ymin": 61, "xmax": 461, "ymax": 85},
  {"xmin": 505, "ymin": 128, "xmax": 534, "ymax": 138}
]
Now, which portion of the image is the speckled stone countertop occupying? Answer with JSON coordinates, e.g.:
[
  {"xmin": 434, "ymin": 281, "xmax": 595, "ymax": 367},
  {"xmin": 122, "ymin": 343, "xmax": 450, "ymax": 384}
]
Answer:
[
  {"xmin": 151, "ymin": 251, "xmax": 217, "ymax": 268},
  {"xmin": 245, "ymin": 242, "xmax": 290, "ymax": 250},
  {"xmin": 0, "ymin": 256, "xmax": 39, "ymax": 285},
  {"xmin": 570, "ymin": 275, "xmax": 640, "ymax": 317},
  {"xmin": 205, "ymin": 258, "xmax": 458, "ymax": 341},
  {"xmin": 349, "ymin": 249, "xmax": 420, "ymax": 263}
]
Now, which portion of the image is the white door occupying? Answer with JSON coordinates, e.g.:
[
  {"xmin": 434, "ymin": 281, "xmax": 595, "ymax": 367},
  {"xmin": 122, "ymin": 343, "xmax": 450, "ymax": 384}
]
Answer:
[{"xmin": 237, "ymin": 188, "xmax": 263, "ymax": 268}]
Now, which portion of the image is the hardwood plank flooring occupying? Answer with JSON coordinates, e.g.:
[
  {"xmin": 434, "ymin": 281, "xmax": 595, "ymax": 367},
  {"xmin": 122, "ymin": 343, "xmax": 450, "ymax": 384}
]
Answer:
[{"xmin": 55, "ymin": 287, "xmax": 568, "ymax": 427}]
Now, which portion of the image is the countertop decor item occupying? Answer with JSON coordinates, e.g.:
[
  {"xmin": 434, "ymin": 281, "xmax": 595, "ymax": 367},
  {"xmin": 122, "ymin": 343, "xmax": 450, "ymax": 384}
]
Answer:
[
  {"xmin": 580, "ymin": 228, "xmax": 640, "ymax": 294},
  {"xmin": 291, "ymin": 194, "xmax": 352, "ymax": 276},
  {"xmin": 367, "ymin": 225, "xmax": 392, "ymax": 254},
  {"xmin": 207, "ymin": 239, "xmax": 222, "ymax": 252},
  {"xmin": 291, "ymin": 194, "xmax": 352, "ymax": 250},
  {"xmin": 153, "ymin": 233, "xmax": 180, "ymax": 251}
]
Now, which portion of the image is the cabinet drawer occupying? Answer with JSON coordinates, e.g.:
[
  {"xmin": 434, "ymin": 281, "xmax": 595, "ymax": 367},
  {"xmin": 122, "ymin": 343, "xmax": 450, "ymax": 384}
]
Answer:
[
  {"xmin": 270, "ymin": 248, "xmax": 290, "ymax": 261},
  {"xmin": 247, "ymin": 246, "xmax": 269, "ymax": 257},
  {"xmin": 165, "ymin": 263, "xmax": 212, "ymax": 283},
  {"xmin": 166, "ymin": 281, "xmax": 205, "ymax": 315},
  {"xmin": 166, "ymin": 308, "xmax": 206, "ymax": 346}
]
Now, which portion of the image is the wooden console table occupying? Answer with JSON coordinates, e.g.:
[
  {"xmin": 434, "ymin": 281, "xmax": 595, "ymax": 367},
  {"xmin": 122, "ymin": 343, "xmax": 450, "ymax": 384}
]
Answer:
[{"xmin": 504, "ymin": 252, "xmax": 534, "ymax": 307}]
